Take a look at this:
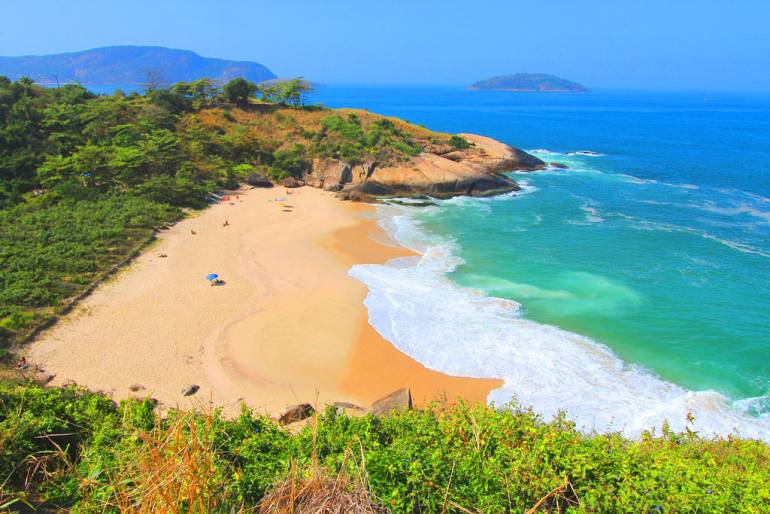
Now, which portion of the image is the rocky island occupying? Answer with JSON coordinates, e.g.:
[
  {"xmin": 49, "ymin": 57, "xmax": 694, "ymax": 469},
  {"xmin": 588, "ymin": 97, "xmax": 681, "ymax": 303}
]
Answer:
[{"xmin": 470, "ymin": 73, "xmax": 589, "ymax": 92}]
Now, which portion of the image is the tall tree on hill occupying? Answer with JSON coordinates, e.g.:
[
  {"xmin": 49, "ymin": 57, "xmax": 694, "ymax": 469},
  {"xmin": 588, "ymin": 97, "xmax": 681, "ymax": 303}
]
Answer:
[
  {"xmin": 142, "ymin": 70, "xmax": 165, "ymax": 92},
  {"xmin": 171, "ymin": 78, "xmax": 221, "ymax": 109},
  {"xmin": 223, "ymin": 78, "xmax": 258, "ymax": 106},
  {"xmin": 258, "ymin": 78, "xmax": 313, "ymax": 107}
]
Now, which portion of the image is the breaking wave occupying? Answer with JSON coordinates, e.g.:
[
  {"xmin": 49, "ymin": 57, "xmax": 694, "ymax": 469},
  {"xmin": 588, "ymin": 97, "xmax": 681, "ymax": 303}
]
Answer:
[{"xmin": 349, "ymin": 204, "xmax": 770, "ymax": 440}]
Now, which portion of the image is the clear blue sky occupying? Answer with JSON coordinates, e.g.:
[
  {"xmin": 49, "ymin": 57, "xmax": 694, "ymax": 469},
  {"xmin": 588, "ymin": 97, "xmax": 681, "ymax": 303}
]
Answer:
[{"xmin": 3, "ymin": 0, "xmax": 770, "ymax": 90}]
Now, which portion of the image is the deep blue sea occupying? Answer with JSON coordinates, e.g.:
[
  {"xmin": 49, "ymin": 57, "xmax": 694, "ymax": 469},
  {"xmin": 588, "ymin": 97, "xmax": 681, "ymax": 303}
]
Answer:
[{"xmin": 307, "ymin": 86, "xmax": 770, "ymax": 439}]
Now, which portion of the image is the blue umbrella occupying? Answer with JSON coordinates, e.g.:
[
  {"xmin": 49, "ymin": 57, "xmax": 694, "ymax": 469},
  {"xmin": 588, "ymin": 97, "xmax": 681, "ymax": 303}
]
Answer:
[{"xmin": 205, "ymin": 273, "xmax": 219, "ymax": 281}]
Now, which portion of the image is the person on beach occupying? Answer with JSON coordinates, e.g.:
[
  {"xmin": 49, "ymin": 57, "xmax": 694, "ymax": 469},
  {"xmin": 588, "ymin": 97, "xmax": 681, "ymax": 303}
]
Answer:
[
  {"xmin": 191, "ymin": 229, "xmax": 197, "ymax": 235},
  {"xmin": 223, "ymin": 220, "xmax": 229, "ymax": 227}
]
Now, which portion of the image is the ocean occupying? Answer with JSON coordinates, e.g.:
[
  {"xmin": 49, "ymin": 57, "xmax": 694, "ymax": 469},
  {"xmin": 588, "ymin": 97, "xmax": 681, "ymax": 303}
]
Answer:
[{"xmin": 310, "ymin": 86, "xmax": 770, "ymax": 439}]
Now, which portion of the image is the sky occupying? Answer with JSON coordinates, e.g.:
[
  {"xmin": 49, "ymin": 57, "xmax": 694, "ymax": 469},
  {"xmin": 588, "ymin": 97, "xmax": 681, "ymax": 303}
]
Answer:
[{"xmin": 2, "ymin": 0, "xmax": 770, "ymax": 91}]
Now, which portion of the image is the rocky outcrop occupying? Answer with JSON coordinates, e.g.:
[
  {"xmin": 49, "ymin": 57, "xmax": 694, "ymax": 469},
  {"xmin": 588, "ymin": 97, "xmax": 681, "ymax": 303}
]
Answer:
[{"xmin": 303, "ymin": 133, "xmax": 543, "ymax": 200}]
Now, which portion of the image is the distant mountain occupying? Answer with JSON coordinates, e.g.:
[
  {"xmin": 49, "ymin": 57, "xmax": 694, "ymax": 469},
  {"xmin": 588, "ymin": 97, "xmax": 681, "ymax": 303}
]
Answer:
[
  {"xmin": 469, "ymin": 73, "xmax": 588, "ymax": 92},
  {"xmin": 0, "ymin": 46, "xmax": 276, "ymax": 85}
]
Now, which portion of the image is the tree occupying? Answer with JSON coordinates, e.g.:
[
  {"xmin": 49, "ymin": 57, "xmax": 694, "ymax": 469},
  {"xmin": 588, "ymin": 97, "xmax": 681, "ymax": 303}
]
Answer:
[
  {"xmin": 170, "ymin": 79, "xmax": 221, "ymax": 109},
  {"xmin": 142, "ymin": 70, "xmax": 165, "ymax": 92},
  {"xmin": 258, "ymin": 78, "xmax": 313, "ymax": 107},
  {"xmin": 223, "ymin": 78, "xmax": 258, "ymax": 106}
]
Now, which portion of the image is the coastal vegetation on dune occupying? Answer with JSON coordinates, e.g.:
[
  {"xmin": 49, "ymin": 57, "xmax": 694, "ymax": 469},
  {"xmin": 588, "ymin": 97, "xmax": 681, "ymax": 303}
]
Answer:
[
  {"xmin": 1, "ymin": 383, "xmax": 769, "ymax": 512},
  {"xmin": 0, "ymin": 76, "xmax": 460, "ymax": 350}
]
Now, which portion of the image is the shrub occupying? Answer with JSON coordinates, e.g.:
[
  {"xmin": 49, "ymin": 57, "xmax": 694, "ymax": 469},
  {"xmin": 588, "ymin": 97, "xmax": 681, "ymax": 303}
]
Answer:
[
  {"xmin": 2, "ymin": 383, "xmax": 769, "ymax": 513},
  {"xmin": 449, "ymin": 135, "xmax": 471, "ymax": 150}
]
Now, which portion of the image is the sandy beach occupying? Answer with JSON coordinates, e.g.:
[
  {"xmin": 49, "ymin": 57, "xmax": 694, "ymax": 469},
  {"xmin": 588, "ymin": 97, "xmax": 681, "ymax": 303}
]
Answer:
[{"xmin": 27, "ymin": 187, "xmax": 500, "ymax": 416}]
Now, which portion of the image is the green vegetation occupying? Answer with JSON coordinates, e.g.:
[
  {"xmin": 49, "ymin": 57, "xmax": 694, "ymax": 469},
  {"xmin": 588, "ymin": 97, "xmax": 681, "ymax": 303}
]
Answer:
[
  {"xmin": 223, "ymin": 77, "xmax": 259, "ymax": 106},
  {"xmin": 311, "ymin": 113, "xmax": 422, "ymax": 163},
  {"xmin": 449, "ymin": 134, "xmax": 471, "ymax": 150},
  {"xmin": 1, "ymin": 382, "xmax": 768, "ymax": 512},
  {"xmin": 257, "ymin": 77, "xmax": 313, "ymax": 107},
  {"xmin": 0, "ymin": 76, "xmax": 454, "ymax": 350}
]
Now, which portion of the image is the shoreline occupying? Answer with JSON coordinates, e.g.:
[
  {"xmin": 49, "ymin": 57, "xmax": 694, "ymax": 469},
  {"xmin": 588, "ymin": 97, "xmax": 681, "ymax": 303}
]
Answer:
[{"xmin": 26, "ymin": 187, "xmax": 500, "ymax": 416}]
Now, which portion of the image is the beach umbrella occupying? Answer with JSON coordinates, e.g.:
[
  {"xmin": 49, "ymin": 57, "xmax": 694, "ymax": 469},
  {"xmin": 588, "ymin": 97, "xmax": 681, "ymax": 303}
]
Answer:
[{"xmin": 205, "ymin": 273, "xmax": 219, "ymax": 281}]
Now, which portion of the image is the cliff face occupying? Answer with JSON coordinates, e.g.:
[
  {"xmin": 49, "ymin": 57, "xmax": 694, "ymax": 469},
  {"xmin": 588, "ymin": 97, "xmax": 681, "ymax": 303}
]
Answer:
[{"xmin": 302, "ymin": 134, "xmax": 544, "ymax": 200}]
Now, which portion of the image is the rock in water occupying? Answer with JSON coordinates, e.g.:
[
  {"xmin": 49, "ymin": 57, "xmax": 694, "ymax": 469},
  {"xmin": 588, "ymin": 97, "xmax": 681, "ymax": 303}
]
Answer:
[
  {"xmin": 371, "ymin": 388, "xmax": 413, "ymax": 416},
  {"xmin": 279, "ymin": 403, "xmax": 315, "ymax": 425},
  {"xmin": 181, "ymin": 384, "xmax": 199, "ymax": 396},
  {"xmin": 549, "ymin": 162, "xmax": 569, "ymax": 169}
]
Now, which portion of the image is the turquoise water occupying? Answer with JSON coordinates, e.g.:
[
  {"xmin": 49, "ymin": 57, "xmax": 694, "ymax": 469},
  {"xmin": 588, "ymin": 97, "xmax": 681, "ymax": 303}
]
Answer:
[{"xmin": 313, "ymin": 86, "xmax": 770, "ymax": 438}]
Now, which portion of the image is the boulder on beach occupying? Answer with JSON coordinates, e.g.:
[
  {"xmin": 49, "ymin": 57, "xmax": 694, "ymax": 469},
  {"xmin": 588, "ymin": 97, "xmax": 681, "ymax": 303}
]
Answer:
[
  {"xmin": 279, "ymin": 403, "xmax": 315, "ymax": 425},
  {"xmin": 32, "ymin": 371, "xmax": 55, "ymax": 385},
  {"xmin": 246, "ymin": 172, "xmax": 273, "ymax": 188},
  {"xmin": 332, "ymin": 401, "xmax": 364, "ymax": 415},
  {"xmin": 281, "ymin": 177, "xmax": 304, "ymax": 188},
  {"xmin": 371, "ymin": 388, "xmax": 413, "ymax": 416},
  {"xmin": 181, "ymin": 384, "xmax": 199, "ymax": 396}
]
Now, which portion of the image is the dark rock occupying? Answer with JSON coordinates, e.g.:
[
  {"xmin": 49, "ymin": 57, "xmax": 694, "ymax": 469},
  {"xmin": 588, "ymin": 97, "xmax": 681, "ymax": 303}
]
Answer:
[
  {"xmin": 386, "ymin": 199, "xmax": 438, "ymax": 207},
  {"xmin": 371, "ymin": 388, "xmax": 413, "ymax": 416},
  {"xmin": 129, "ymin": 383, "xmax": 145, "ymax": 392},
  {"xmin": 332, "ymin": 402, "xmax": 364, "ymax": 411},
  {"xmin": 279, "ymin": 403, "xmax": 315, "ymax": 425},
  {"xmin": 181, "ymin": 384, "xmax": 199, "ymax": 396},
  {"xmin": 245, "ymin": 172, "xmax": 273, "ymax": 188},
  {"xmin": 503, "ymin": 147, "xmax": 546, "ymax": 172},
  {"xmin": 549, "ymin": 162, "xmax": 569, "ymax": 169}
]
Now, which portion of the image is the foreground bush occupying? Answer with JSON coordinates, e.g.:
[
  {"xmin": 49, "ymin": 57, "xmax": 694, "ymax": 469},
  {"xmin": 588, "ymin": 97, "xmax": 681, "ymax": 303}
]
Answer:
[{"xmin": 0, "ymin": 382, "xmax": 768, "ymax": 512}]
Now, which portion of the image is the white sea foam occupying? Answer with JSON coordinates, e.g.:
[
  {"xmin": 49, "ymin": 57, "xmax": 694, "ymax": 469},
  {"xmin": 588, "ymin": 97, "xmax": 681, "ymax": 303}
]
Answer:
[
  {"xmin": 618, "ymin": 214, "xmax": 770, "ymax": 259},
  {"xmin": 350, "ymin": 204, "xmax": 770, "ymax": 441},
  {"xmin": 567, "ymin": 150, "xmax": 604, "ymax": 157},
  {"xmin": 615, "ymin": 173, "xmax": 700, "ymax": 190},
  {"xmin": 528, "ymin": 148, "xmax": 561, "ymax": 155},
  {"xmin": 580, "ymin": 203, "xmax": 605, "ymax": 223}
]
